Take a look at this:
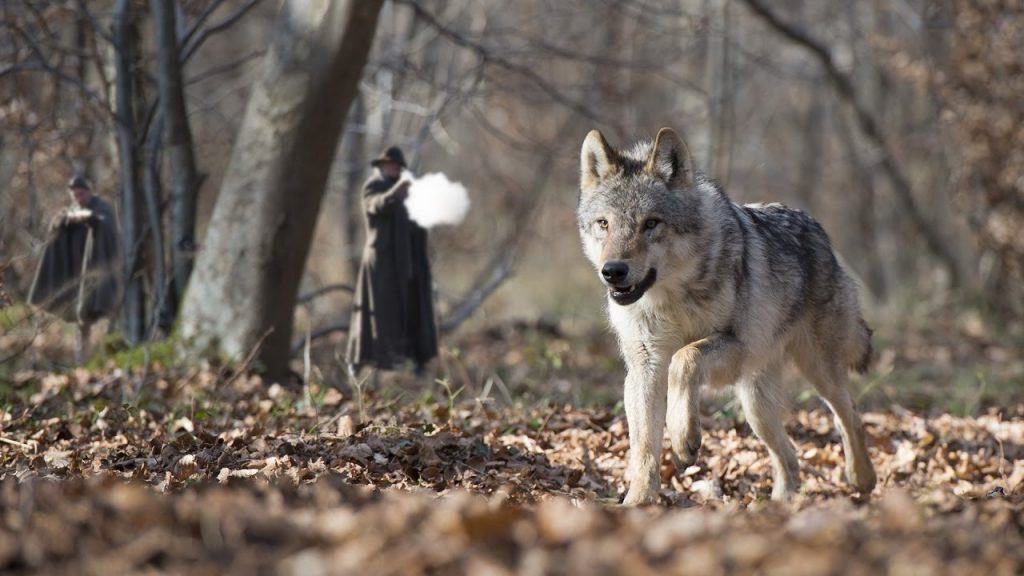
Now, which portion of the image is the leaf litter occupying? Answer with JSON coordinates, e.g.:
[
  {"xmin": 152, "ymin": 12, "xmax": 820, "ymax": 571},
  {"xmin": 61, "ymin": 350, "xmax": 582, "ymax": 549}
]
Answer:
[{"xmin": 0, "ymin": 349, "xmax": 1022, "ymax": 574}]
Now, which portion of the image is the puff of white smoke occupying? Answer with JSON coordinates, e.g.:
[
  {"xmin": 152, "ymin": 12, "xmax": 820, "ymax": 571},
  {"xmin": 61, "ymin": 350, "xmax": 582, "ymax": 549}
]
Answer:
[{"xmin": 402, "ymin": 171, "xmax": 470, "ymax": 229}]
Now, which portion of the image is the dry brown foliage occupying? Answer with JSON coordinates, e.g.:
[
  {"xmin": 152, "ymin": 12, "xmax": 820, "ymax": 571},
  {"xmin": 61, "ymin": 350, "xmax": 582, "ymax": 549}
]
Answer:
[
  {"xmin": 947, "ymin": 0, "xmax": 1024, "ymax": 315},
  {"xmin": 0, "ymin": 353, "xmax": 1022, "ymax": 574}
]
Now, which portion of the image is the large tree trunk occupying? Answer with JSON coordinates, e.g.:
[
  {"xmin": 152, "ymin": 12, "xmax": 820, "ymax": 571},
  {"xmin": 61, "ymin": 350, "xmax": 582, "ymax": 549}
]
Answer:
[
  {"xmin": 180, "ymin": 0, "xmax": 383, "ymax": 381},
  {"xmin": 150, "ymin": 0, "xmax": 200, "ymax": 324}
]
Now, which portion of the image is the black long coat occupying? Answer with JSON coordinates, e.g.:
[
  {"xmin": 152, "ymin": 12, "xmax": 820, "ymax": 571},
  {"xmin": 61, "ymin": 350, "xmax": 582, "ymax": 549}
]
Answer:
[
  {"xmin": 346, "ymin": 173, "xmax": 438, "ymax": 371},
  {"xmin": 28, "ymin": 195, "xmax": 122, "ymax": 323}
]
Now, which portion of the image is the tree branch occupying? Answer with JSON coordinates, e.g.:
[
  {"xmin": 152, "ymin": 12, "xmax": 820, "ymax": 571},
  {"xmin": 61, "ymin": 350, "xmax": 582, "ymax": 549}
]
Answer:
[
  {"xmin": 296, "ymin": 283, "xmax": 354, "ymax": 306},
  {"xmin": 179, "ymin": 0, "xmax": 228, "ymax": 50},
  {"xmin": 181, "ymin": 0, "xmax": 263, "ymax": 64},
  {"xmin": 394, "ymin": 0, "xmax": 603, "ymax": 124},
  {"xmin": 439, "ymin": 254, "xmax": 514, "ymax": 333},
  {"xmin": 739, "ymin": 0, "xmax": 964, "ymax": 287},
  {"xmin": 185, "ymin": 48, "xmax": 265, "ymax": 85},
  {"xmin": 1, "ymin": 22, "xmax": 111, "ymax": 115}
]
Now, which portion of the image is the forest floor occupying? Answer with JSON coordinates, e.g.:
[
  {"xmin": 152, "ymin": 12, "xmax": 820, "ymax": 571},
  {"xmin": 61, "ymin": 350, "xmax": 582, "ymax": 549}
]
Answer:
[{"xmin": 1, "ymin": 315, "xmax": 1023, "ymax": 575}]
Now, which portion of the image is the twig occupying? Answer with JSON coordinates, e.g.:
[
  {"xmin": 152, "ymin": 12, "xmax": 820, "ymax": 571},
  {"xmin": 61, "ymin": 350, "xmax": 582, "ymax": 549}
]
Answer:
[
  {"xmin": 346, "ymin": 363, "xmax": 370, "ymax": 424},
  {"xmin": 302, "ymin": 325, "xmax": 313, "ymax": 410},
  {"xmin": 296, "ymin": 283, "xmax": 354, "ymax": 306},
  {"xmin": 185, "ymin": 48, "xmax": 266, "ymax": 85},
  {"xmin": 178, "ymin": 0, "xmax": 228, "ymax": 50},
  {"xmin": 394, "ymin": 0, "xmax": 602, "ymax": 123},
  {"xmin": 0, "ymin": 435, "xmax": 34, "ymax": 451},
  {"xmin": 290, "ymin": 320, "xmax": 349, "ymax": 356},
  {"xmin": 109, "ymin": 457, "xmax": 151, "ymax": 469},
  {"xmin": 181, "ymin": 0, "xmax": 263, "ymax": 64},
  {"xmin": 0, "ymin": 303, "xmax": 57, "ymax": 366},
  {"xmin": 310, "ymin": 411, "xmax": 345, "ymax": 438},
  {"xmin": 221, "ymin": 328, "xmax": 274, "ymax": 388},
  {"xmin": 2, "ymin": 20, "xmax": 111, "ymax": 116}
]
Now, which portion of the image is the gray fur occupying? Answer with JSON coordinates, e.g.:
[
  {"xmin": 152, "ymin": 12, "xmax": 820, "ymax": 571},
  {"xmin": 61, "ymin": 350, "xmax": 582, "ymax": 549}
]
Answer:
[{"xmin": 578, "ymin": 128, "xmax": 876, "ymax": 505}]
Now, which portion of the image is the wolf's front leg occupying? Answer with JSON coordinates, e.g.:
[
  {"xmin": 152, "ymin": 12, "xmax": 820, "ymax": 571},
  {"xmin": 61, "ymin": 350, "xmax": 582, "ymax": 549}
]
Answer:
[
  {"xmin": 622, "ymin": 359, "xmax": 668, "ymax": 506},
  {"xmin": 667, "ymin": 346, "xmax": 702, "ymax": 469},
  {"xmin": 667, "ymin": 335, "xmax": 745, "ymax": 473}
]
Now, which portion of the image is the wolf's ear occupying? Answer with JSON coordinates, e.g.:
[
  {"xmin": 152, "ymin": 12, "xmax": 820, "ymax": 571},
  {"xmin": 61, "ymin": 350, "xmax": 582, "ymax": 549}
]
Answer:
[
  {"xmin": 580, "ymin": 130, "xmax": 618, "ymax": 191},
  {"xmin": 645, "ymin": 127, "xmax": 695, "ymax": 189}
]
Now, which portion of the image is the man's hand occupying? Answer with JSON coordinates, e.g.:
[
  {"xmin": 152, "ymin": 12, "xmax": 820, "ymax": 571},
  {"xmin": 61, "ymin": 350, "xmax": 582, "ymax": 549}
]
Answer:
[{"xmin": 396, "ymin": 181, "xmax": 411, "ymax": 199}]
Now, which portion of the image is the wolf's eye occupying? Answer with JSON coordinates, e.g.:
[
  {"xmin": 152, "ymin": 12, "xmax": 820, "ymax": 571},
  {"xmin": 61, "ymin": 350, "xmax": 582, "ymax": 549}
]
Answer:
[
  {"xmin": 644, "ymin": 218, "xmax": 660, "ymax": 230},
  {"xmin": 596, "ymin": 218, "xmax": 608, "ymax": 230}
]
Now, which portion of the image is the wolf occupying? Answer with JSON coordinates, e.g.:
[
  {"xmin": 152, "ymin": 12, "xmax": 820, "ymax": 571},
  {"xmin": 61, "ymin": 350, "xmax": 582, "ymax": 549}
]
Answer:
[{"xmin": 577, "ymin": 127, "xmax": 877, "ymax": 505}]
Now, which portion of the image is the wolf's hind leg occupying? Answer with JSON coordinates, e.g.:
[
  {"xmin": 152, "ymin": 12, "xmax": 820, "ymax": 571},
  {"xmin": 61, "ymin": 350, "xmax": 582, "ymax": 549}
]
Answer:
[
  {"xmin": 804, "ymin": 364, "xmax": 876, "ymax": 494},
  {"xmin": 667, "ymin": 335, "xmax": 744, "ymax": 474},
  {"xmin": 736, "ymin": 362, "xmax": 800, "ymax": 500}
]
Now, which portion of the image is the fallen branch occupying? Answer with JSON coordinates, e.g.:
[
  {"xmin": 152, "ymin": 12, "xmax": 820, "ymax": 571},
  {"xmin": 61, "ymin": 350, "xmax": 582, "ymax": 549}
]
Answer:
[{"xmin": 439, "ymin": 254, "xmax": 514, "ymax": 333}]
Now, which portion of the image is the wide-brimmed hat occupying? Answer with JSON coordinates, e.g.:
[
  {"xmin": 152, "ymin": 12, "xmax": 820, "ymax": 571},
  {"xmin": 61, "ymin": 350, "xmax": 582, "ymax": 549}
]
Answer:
[
  {"xmin": 370, "ymin": 146, "xmax": 407, "ymax": 168},
  {"xmin": 68, "ymin": 175, "xmax": 91, "ymax": 190}
]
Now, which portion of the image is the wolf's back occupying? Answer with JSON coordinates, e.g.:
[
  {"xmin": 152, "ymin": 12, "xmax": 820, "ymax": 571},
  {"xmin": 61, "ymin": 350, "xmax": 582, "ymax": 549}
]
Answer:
[
  {"xmin": 742, "ymin": 203, "xmax": 842, "ymax": 318},
  {"xmin": 741, "ymin": 202, "xmax": 872, "ymax": 373}
]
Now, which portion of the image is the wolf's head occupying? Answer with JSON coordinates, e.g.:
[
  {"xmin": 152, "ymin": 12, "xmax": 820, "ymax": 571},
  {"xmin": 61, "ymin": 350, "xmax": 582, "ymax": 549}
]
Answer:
[{"xmin": 577, "ymin": 128, "xmax": 706, "ymax": 306}]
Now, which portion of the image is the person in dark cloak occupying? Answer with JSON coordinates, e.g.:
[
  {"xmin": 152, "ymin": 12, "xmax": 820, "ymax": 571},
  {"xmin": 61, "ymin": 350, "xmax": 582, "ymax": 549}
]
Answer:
[
  {"xmin": 28, "ymin": 176, "xmax": 122, "ymax": 364},
  {"xmin": 346, "ymin": 146, "xmax": 438, "ymax": 376}
]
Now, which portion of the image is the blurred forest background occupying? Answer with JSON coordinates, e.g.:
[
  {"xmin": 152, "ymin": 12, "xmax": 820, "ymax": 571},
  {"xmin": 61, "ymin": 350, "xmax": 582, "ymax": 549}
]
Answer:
[
  {"xmin": 1, "ymin": 2, "xmax": 1023, "ymax": 572},
  {"xmin": 0, "ymin": 0, "xmax": 1021, "ymax": 406}
]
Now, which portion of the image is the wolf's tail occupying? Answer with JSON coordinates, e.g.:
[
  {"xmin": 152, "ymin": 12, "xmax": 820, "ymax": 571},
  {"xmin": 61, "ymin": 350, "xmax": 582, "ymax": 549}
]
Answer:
[{"xmin": 850, "ymin": 318, "xmax": 873, "ymax": 374}]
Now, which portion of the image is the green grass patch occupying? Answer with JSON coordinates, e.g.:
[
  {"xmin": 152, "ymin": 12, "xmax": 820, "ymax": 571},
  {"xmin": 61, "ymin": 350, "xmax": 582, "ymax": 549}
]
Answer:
[{"xmin": 86, "ymin": 336, "xmax": 179, "ymax": 372}]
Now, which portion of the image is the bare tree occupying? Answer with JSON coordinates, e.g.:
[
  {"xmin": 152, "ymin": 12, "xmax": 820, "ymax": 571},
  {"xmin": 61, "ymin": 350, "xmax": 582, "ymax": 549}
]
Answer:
[{"xmin": 180, "ymin": 0, "xmax": 384, "ymax": 381}]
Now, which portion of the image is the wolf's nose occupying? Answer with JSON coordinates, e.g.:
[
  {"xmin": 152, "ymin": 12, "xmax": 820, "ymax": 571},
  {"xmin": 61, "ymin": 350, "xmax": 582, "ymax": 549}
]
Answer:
[{"xmin": 601, "ymin": 261, "xmax": 629, "ymax": 284}]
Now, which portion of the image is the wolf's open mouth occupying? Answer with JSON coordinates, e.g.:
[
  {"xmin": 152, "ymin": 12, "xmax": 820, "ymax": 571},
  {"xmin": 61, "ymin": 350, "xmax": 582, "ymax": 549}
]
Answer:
[{"xmin": 608, "ymin": 268, "xmax": 657, "ymax": 305}]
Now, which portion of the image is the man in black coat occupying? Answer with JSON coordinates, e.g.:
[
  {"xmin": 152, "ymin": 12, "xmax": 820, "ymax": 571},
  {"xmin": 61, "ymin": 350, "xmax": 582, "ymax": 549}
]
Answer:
[
  {"xmin": 346, "ymin": 147, "xmax": 438, "ymax": 375},
  {"xmin": 29, "ymin": 176, "xmax": 122, "ymax": 363}
]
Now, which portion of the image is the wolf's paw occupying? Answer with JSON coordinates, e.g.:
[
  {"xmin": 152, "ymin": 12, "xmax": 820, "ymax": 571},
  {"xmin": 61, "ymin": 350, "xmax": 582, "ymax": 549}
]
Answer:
[
  {"xmin": 769, "ymin": 465, "xmax": 801, "ymax": 501},
  {"xmin": 622, "ymin": 487, "xmax": 659, "ymax": 506},
  {"xmin": 770, "ymin": 483, "xmax": 797, "ymax": 501},
  {"xmin": 847, "ymin": 462, "xmax": 877, "ymax": 495},
  {"xmin": 670, "ymin": 435, "xmax": 702, "ymax": 470}
]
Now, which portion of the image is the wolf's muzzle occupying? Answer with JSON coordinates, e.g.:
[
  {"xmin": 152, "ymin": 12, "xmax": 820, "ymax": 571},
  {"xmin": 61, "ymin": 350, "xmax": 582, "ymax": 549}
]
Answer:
[{"xmin": 608, "ymin": 268, "xmax": 657, "ymax": 306}]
